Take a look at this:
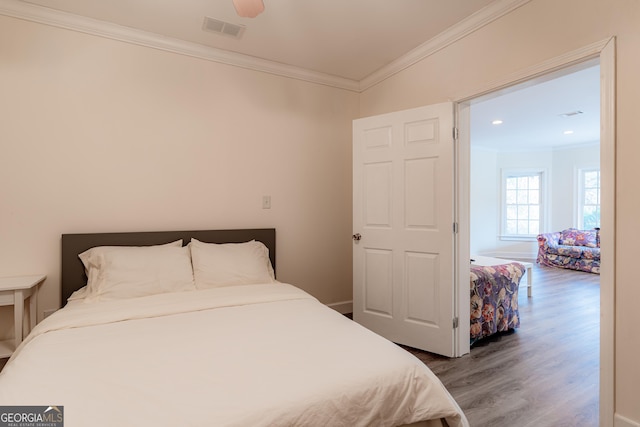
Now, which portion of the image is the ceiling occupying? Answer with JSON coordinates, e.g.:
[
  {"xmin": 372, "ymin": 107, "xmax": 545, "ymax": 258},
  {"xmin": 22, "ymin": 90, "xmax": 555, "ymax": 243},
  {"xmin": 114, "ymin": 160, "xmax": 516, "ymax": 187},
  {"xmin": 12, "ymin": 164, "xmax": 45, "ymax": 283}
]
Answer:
[
  {"xmin": 6, "ymin": 0, "xmax": 598, "ymax": 150},
  {"xmin": 471, "ymin": 63, "xmax": 600, "ymax": 151},
  {"xmin": 19, "ymin": 0, "xmax": 499, "ymax": 82}
]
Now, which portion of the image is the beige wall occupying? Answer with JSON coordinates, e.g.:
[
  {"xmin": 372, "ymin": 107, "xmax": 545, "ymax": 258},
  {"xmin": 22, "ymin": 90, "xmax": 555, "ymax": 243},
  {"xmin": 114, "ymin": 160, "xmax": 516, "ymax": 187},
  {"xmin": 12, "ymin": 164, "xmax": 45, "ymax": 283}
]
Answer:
[
  {"xmin": 2, "ymin": 0, "xmax": 639, "ymax": 423},
  {"xmin": 360, "ymin": 0, "xmax": 639, "ymax": 423},
  {"xmin": 0, "ymin": 14, "xmax": 358, "ymax": 338}
]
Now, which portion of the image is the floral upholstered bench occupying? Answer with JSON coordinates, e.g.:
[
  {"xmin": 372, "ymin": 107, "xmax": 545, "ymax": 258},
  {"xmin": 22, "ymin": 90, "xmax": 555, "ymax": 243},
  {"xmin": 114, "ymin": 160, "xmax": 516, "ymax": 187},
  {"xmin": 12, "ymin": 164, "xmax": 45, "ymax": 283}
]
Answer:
[{"xmin": 536, "ymin": 228, "xmax": 600, "ymax": 274}]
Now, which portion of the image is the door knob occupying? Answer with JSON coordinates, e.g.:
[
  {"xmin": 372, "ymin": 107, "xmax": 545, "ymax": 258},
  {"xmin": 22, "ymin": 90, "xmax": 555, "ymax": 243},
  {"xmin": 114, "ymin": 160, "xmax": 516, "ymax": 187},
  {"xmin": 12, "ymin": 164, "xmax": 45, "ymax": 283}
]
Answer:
[{"xmin": 352, "ymin": 233, "xmax": 362, "ymax": 241}]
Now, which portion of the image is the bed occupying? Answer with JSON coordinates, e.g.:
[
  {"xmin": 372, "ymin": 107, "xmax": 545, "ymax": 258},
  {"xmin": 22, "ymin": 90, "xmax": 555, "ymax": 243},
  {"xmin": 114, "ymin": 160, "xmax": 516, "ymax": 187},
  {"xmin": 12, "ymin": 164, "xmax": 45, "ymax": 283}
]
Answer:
[{"xmin": 0, "ymin": 228, "xmax": 468, "ymax": 427}]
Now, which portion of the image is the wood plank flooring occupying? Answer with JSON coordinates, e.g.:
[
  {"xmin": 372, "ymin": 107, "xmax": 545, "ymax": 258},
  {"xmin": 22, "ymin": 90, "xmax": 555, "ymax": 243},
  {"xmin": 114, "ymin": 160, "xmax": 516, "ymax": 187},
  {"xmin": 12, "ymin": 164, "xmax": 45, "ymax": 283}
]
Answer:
[{"xmin": 403, "ymin": 264, "xmax": 600, "ymax": 427}]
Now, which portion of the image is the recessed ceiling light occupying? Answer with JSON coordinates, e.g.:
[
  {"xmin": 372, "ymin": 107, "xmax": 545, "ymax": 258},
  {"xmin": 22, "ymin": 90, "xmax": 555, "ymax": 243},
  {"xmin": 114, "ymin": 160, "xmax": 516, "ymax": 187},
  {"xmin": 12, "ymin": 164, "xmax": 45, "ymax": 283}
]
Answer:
[
  {"xmin": 492, "ymin": 120, "xmax": 503, "ymax": 125},
  {"xmin": 563, "ymin": 130, "xmax": 574, "ymax": 135}
]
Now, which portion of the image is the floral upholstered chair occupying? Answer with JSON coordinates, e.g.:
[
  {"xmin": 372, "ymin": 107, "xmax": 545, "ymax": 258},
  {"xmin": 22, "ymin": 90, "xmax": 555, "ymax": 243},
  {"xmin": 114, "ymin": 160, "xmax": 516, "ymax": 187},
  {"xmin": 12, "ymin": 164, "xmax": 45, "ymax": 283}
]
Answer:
[{"xmin": 470, "ymin": 262, "xmax": 524, "ymax": 345}]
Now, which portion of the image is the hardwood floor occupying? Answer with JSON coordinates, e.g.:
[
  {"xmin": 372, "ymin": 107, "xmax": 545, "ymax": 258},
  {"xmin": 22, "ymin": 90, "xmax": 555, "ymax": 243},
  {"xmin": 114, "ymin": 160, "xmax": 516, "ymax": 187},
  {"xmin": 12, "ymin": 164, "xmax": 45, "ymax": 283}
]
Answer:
[{"xmin": 403, "ymin": 264, "xmax": 600, "ymax": 427}]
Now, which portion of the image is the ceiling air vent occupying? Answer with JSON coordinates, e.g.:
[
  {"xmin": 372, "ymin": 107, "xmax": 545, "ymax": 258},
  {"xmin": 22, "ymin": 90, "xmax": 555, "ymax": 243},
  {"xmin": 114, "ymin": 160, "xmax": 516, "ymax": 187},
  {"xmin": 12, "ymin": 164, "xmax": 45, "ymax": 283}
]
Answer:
[
  {"xmin": 558, "ymin": 110, "xmax": 584, "ymax": 118},
  {"xmin": 202, "ymin": 16, "xmax": 245, "ymax": 39}
]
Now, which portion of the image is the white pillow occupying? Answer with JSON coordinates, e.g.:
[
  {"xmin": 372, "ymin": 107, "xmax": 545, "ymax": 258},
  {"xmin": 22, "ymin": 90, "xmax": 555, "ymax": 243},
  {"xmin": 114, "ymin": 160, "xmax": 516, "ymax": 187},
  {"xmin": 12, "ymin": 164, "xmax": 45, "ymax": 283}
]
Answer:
[
  {"xmin": 79, "ymin": 240, "xmax": 195, "ymax": 301},
  {"xmin": 79, "ymin": 240, "xmax": 182, "ymax": 296},
  {"xmin": 190, "ymin": 239, "xmax": 275, "ymax": 289}
]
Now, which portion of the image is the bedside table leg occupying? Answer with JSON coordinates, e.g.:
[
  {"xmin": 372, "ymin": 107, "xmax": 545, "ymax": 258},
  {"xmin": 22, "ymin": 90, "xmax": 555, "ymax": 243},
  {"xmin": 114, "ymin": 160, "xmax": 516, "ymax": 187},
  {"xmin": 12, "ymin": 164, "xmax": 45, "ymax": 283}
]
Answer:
[
  {"xmin": 14, "ymin": 289, "xmax": 24, "ymax": 348},
  {"xmin": 29, "ymin": 291, "xmax": 37, "ymax": 331}
]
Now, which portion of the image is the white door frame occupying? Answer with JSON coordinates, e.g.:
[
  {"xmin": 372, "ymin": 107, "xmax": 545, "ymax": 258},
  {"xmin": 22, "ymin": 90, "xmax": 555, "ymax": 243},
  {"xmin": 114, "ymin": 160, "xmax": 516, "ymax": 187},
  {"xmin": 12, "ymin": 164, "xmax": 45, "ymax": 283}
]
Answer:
[{"xmin": 454, "ymin": 38, "xmax": 616, "ymax": 427}]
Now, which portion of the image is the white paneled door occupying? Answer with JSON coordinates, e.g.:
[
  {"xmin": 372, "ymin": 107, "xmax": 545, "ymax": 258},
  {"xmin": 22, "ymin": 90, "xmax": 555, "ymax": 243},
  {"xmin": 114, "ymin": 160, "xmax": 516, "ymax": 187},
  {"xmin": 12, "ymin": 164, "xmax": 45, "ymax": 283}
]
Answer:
[{"xmin": 353, "ymin": 103, "xmax": 456, "ymax": 357}]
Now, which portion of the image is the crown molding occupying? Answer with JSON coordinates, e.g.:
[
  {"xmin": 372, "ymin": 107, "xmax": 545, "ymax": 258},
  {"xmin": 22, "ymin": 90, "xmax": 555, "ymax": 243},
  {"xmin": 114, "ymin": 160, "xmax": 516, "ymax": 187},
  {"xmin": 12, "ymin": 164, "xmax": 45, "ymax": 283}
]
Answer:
[
  {"xmin": 358, "ymin": 0, "xmax": 533, "ymax": 91},
  {"xmin": 0, "ymin": 0, "xmax": 360, "ymax": 92},
  {"xmin": 473, "ymin": 139, "xmax": 600, "ymax": 154},
  {"xmin": 0, "ymin": 0, "xmax": 531, "ymax": 93}
]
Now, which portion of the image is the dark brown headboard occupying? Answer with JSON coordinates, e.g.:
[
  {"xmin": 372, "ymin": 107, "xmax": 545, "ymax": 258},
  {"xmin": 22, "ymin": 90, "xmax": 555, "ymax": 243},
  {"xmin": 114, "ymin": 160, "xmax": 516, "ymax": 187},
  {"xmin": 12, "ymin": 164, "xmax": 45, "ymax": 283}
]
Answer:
[{"xmin": 61, "ymin": 228, "xmax": 276, "ymax": 305}]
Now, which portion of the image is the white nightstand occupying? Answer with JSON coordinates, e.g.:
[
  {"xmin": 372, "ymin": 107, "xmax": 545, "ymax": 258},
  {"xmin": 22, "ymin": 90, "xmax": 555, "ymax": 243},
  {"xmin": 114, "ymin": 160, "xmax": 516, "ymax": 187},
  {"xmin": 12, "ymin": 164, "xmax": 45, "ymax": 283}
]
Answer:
[{"xmin": 0, "ymin": 274, "xmax": 46, "ymax": 358}]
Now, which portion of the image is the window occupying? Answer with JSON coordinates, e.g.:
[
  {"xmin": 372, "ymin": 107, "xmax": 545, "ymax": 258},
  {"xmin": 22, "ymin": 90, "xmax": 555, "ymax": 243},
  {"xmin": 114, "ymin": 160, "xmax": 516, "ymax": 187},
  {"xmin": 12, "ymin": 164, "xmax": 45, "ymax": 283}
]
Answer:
[
  {"xmin": 502, "ymin": 171, "xmax": 543, "ymax": 239},
  {"xmin": 579, "ymin": 168, "xmax": 601, "ymax": 229}
]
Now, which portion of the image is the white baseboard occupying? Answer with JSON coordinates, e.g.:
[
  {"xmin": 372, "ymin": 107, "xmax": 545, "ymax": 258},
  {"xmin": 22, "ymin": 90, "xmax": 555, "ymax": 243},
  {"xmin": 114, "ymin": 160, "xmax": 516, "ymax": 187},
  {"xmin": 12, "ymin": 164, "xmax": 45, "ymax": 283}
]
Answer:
[
  {"xmin": 615, "ymin": 414, "xmax": 640, "ymax": 427},
  {"xmin": 480, "ymin": 251, "xmax": 537, "ymax": 262},
  {"xmin": 327, "ymin": 300, "xmax": 353, "ymax": 314}
]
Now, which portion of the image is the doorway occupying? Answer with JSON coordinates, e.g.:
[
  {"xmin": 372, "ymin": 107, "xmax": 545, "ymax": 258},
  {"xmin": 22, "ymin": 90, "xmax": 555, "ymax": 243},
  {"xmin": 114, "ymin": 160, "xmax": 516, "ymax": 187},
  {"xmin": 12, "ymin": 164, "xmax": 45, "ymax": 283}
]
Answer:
[{"xmin": 454, "ymin": 38, "xmax": 615, "ymax": 426}]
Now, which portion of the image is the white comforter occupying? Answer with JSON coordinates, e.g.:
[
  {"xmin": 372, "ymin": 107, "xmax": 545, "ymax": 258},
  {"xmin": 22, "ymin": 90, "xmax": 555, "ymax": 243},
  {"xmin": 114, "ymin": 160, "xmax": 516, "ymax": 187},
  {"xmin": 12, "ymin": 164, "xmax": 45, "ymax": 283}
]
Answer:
[{"xmin": 0, "ymin": 283, "xmax": 468, "ymax": 427}]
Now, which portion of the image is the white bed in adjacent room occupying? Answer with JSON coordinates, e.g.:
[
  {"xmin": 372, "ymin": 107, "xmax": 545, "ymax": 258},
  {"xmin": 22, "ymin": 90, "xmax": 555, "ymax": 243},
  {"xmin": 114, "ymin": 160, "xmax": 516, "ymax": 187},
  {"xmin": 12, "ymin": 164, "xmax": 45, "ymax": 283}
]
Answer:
[{"xmin": 0, "ymin": 229, "xmax": 468, "ymax": 427}]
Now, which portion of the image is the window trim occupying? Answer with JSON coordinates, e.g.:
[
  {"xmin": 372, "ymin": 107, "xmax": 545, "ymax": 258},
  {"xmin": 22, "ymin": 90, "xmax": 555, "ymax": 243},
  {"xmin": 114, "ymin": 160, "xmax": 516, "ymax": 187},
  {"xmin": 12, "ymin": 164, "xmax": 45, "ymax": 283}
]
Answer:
[
  {"xmin": 576, "ymin": 167, "xmax": 601, "ymax": 230},
  {"xmin": 499, "ymin": 168, "xmax": 546, "ymax": 241}
]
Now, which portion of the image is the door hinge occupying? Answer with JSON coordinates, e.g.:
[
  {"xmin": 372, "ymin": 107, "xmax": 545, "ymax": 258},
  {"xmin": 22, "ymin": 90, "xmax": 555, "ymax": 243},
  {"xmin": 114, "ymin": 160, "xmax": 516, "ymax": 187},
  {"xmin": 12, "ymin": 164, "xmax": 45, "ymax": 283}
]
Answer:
[
  {"xmin": 453, "ymin": 127, "xmax": 459, "ymax": 140},
  {"xmin": 453, "ymin": 222, "xmax": 459, "ymax": 234},
  {"xmin": 453, "ymin": 317, "xmax": 459, "ymax": 329}
]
